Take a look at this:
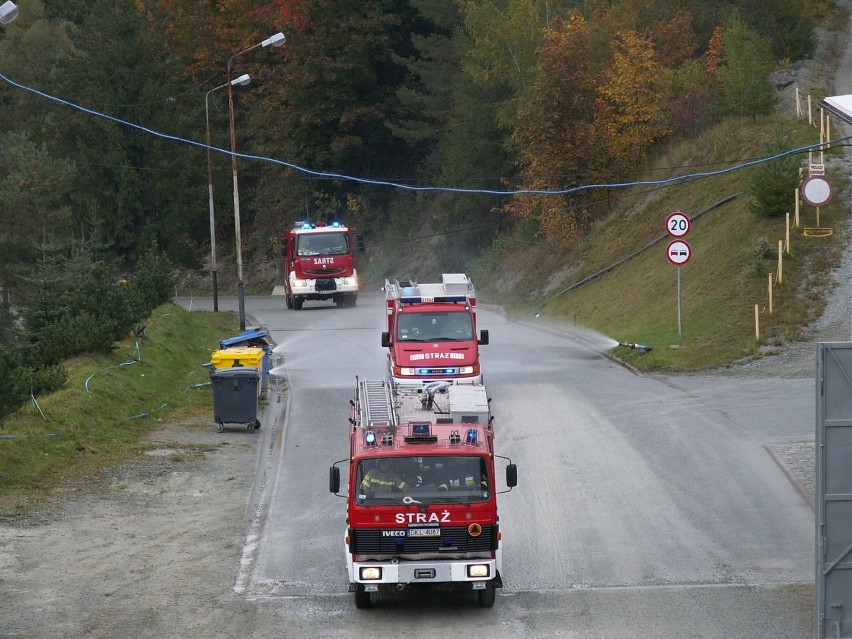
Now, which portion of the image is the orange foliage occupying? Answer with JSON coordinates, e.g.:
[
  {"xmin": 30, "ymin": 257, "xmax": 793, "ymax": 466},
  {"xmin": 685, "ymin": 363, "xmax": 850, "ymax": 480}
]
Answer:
[
  {"xmin": 502, "ymin": 14, "xmax": 606, "ymax": 241},
  {"xmin": 595, "ymin": 30, "xmax": 669, "ymax": 172},
  {"xmin": 705, "ymin": 25, "xmax": 723, "ymax": 86}
]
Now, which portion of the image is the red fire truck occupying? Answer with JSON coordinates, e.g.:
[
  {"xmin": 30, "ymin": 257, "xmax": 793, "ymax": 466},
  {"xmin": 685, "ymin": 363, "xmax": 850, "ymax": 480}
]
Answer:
[
  {"xmin": 329, "ymin": 378, "xmax": 517, "ymax": 609},
  {"xmin": 281, "ymin": 221, "xmax": 359, "ymax": 310},
  {"xmin": 381, "ymin": 274, "xmax": 489, "ymax": 386}
]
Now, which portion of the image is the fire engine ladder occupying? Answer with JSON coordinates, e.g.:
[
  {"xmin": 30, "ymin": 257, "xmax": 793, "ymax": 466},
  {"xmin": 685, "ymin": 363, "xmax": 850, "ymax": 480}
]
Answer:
[{"xmin": 359, "ymin": 379, "xmax": 396, "ymax": 431}]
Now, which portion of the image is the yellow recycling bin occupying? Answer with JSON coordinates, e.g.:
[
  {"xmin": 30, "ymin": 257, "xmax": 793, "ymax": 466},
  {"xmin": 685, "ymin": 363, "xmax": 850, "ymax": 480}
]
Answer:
[{"xmin": 210, "ymin": 347, "xmax": 265, "ymax": 396}]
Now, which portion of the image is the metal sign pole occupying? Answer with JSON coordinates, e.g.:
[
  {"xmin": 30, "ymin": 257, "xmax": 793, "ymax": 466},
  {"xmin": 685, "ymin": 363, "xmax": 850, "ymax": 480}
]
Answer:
[{"xmin": 677, "ymin": 266, "xmax": 683, "ymax": 345}]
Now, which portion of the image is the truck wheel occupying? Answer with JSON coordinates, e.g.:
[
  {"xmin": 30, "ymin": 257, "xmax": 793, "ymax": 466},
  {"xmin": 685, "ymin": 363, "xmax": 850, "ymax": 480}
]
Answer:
[
  {"xmin": 285, "ymin": 295, "xmax": 293, "ymax": 309},
  {"xmin": 477, "ymin": 582, "xmax": 496, "ymax": 608},
  {"xmin": 335, "ymin": 297, "xmax": 345, "ymax": 308},
  {"xmin": 346, "ymin": 296, "xmax": 357, "ymax": 308},
  {"xmin": 293, "ymin": 297, "xmax": 303, "ymax": 310},
  {"xmin": 354, "ymin": 588, "xmax": 372, "ymax": 609}
]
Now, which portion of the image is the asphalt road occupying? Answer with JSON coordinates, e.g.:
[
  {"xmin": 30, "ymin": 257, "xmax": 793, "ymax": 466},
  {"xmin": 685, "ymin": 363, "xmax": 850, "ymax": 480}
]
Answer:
[{"xmin": 185, "ymin": 292, "xmax": 816, "ymax": 638}]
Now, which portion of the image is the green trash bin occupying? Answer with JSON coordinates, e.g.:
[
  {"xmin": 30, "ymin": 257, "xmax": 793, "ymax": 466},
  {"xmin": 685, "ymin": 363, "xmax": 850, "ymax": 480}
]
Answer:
[{"xmin": 210, "ymin": 366, "xmax": 261, "ymax": 432}]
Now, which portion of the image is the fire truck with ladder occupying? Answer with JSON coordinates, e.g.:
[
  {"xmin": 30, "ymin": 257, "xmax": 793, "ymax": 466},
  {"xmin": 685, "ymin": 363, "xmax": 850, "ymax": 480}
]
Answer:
[
  {"xmin": 281, "ymin": 220, "xmax": 359, "ymax": 310},
  {"xmin": 381, "ymin": 274, "xmax": 488, "ymax": 386},
  {"xmin": 329, "ymin": 378, "xmax": 517, "ymax": 608}
]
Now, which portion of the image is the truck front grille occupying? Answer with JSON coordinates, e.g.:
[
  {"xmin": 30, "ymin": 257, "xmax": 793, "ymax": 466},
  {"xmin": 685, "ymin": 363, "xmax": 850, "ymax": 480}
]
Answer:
[{"xmin": 349, "ymin": 525, "xmax": 497, "ymax": 555}]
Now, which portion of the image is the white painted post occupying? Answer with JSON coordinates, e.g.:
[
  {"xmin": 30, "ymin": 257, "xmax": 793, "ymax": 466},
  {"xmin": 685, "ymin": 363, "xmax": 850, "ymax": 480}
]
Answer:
[
  {"xmin": 769, "ymin": 273, "xmax": 773, "ymax": 315},
  {"xmin": 786, "ymin": 212, "xmax": 790, "ymax": 253},
  {"xmin": 755, "ymin": 304, "xmax": 760, "ymax": 341},
  {"xmin": 777, "ymin": 240, "xmax": 783, "ymax": 284},
  {"xmin": 795, "ymin": 188, "xmax": 800, "ymax": 227}
]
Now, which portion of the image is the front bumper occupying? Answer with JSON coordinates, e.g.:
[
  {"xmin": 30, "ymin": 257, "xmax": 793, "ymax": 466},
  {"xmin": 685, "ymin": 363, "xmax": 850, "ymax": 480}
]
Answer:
[
  {"xmin": 391, "ymin": 372, "xmax": 483, "ymax": 387},
  {"xmin": 350, "ymin": 558, "xmax": 498, "ymax": 590},
  {"xmin": 290, "ymin": 276, "xmax": 358, "ymax": 297}
]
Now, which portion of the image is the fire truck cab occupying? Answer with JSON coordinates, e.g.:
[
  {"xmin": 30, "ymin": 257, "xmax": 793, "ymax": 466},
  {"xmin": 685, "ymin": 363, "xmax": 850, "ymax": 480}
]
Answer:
[
  {"xmin": 381, "ymin": 274, "xmax": 489, "ymax": 386},
  {"xmin": 281, "ymin": 221, "xmax": 359, "ymax": 310},
  {"xmin": 330, "ymin": 378, "xmax": 517, "ymax": 609}
]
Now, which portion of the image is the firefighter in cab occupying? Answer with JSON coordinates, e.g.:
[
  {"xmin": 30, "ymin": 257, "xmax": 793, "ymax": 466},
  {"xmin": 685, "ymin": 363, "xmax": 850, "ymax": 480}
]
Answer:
[
  {"xmin": 438, "ymin": 457, "xmax": 488, "ymax": 491},
  {"xmin": 360, "ymin": 459, "xmax": 408, "ymax": 494}
]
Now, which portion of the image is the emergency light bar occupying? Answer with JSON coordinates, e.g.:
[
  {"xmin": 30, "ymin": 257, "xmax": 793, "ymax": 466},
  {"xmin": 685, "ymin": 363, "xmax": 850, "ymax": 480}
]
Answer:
[{"xmin": 404, "ymin": 422, "xmax": 438, "ymax": 444}]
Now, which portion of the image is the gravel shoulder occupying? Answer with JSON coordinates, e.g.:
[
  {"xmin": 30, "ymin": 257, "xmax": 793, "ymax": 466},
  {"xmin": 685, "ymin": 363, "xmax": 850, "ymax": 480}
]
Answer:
[{"xmin": 0, "ymin": 419, "xmax": 263, "ymax": 638}]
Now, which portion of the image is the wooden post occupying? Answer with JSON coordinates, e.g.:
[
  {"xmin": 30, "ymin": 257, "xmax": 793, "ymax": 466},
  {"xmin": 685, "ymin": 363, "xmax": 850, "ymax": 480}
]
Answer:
[
  {"xmin": 768, "ymin": 272, "xmax": 773, "ymax": 315},
  {"xmin": 777, "ymin": 240, "xmax": 783, "ymax": 284},
  {"xmin": 808, "ymin": 94, "xmax": 813, "ymax": 125},
  {"xmin": 820, "ymin": 108, "xmax": 825, "ymax": 144},
  {"xmin": 796, "ymin": 87, "xmax": 802, "ymax": 118},
  {"xmin": 795, "ymin": 189, "xmax": 800, "ymax": 227},
  {"xmin": 816, "ymin": 205, "xmax": 821, "ymax": 229},
  {"xmin": 785, "ymin": 212, "xmax": 790, "ymax": 253},
  {"xmin": 755, "ymin": 304, "xmax": 760, "ymax": 341},
  {"xmin": 827, "ymin": 114, "xmax": 831, "ymax": 149}
]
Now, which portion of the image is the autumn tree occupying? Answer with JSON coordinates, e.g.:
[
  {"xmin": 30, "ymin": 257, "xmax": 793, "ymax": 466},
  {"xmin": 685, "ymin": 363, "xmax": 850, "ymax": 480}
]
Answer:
[
  {"xmin": 595, "ymin": 29, "xmax": 669, "ymax": 172},
  {"xmin": 503, "ymin": 14, "xmax": 607, "ymax": 241}
]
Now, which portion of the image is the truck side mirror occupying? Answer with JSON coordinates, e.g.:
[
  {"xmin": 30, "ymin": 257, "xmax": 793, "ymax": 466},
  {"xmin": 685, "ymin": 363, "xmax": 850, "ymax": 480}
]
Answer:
[
  {"xmin": 478, "ymin": 329, "xmax": 489, "ymax": 346},
  {"xmin": 329, "ymin": 466, "xmax": 340, "ymax": 493},
  {"xmin": 381, "ymin": 332, "xmax": 391, "ymax": 348},
  {"xmin": 505, "ymin": 463, "xmax": 517, "ymax": 488}
]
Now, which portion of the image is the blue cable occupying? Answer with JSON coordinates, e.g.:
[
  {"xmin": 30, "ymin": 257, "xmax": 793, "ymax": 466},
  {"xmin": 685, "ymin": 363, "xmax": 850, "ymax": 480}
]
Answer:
[{"xmin": 1, "ymin": 72, "xmax": 847, "ymax": 195}]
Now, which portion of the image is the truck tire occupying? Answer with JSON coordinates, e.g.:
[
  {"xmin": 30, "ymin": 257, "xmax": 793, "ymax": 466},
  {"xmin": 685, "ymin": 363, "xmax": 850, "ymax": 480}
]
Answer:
[
  {"xmin": 292, "ymin": 297, "xmax": 303, "ymax": 310},
  {"xmin": 345, "ymin": 295, "xmax": 357, "ymax": 308},
  {"xmin": 285, "ymin": 295, "xmax": 293, "ymax": 309},
  {"xmin": 477, "ymin": 582, "xmax": 496, "ymax": 608},
  {"xmin": 354, "ymin": 587, "xmax": 372, "ymax": 609}
]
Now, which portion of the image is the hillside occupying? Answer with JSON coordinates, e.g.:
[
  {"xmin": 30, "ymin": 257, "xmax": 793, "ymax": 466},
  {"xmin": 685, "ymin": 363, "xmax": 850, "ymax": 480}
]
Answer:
[{"xmin": 465, "ymin": 6, "xmax": 852, "ymax": 374}]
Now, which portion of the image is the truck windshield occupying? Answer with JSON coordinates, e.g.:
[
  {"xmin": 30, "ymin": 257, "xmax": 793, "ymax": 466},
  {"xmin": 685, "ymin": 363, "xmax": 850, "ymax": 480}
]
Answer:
[
  {"xmin": 397, "ymin": 311, "xmax": 473, "ymax": 342},
  {"xmin": 355, "ymin": 455, "xmax": 490, "ymax": 505},
  {"xmin": 296, "ymin": 232, "xmax": 349, "ymax": 256}
]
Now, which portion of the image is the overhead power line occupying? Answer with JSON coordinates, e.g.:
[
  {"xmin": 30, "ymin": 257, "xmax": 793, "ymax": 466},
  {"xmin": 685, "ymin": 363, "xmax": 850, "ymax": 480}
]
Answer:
[{"xmin": 1, "ymin": 72, "xmax": 846, "ymax": 197}]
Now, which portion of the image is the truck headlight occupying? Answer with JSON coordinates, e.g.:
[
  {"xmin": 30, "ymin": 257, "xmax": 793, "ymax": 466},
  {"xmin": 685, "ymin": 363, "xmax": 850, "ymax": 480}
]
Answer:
[
  {"xmin": 467, "ymin": 564, "xmax": 489, "ymax": 578},
  {"xmin": 458, "ymin": 366, "xmax": 474, "ymax": 375},
  {"xmin": 394, "ymin": 367, "xmax": 417, "ymax": 376},
  {"xmin": 293, "ymin": 279, "xmax": 308, "ymax": 287},
  {"xmin": 360, "ymin": 567, "xmax": 382, "ymax": 580}
]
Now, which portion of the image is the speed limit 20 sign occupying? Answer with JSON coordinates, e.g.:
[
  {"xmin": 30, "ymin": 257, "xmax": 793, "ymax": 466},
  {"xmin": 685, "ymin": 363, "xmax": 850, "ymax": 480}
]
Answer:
[{"xmin": 665, "ymin": 211, "xmax": 691, "ymax": 238}]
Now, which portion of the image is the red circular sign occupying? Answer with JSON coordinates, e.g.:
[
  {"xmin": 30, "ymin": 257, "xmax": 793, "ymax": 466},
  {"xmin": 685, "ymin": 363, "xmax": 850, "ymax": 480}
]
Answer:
[
  {"xmin": 665, "ymin": 212, "xmax": 691, "ymax": 238},
  {"xmin": 666, "ymin": 240, "xmax": 692, "ymax": 266},
  {"xmin": 801, "ymin": 176, "xmax": 833, "ymax": 206}
]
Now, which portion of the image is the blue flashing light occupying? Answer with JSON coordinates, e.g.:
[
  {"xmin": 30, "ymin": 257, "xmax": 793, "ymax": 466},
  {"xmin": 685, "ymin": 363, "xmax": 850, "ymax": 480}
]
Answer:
[
  {"xmin": 365, "ymin": 430, "xmax": 377, "ymax": 446},
  {"xmin": 331, "ymin": 221, "xmax": 342, "ymax": 228},
  {"xmin": 465, "ymin": 428, "xmax": 478, "ymax": 445},
  {"xmin": 300, "ymin": 221, "xmax": 313, "ymax": 229}
]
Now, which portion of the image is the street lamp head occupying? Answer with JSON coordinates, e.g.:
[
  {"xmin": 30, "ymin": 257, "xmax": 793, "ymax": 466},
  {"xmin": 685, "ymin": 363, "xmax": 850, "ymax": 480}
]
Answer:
[
  {"xmin": 0, "ymin": 1, "xmax": 19, "ymax": 25},
  {"xmin": 262, "ymin": 32, "xmax": 286, "ymax": 48},
  {"xmin": 231, "ymin": 74, "xmax": 251, "ymax": 87}
]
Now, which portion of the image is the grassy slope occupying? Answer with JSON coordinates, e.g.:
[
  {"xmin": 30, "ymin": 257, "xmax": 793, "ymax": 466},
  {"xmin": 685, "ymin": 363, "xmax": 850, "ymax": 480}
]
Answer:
[
  {"xmin": 479, "ymin": 113, "xmax": 849, "ymax": 371},
  {"xmin": 0, "ymin": 304, "xmax": 239, "ymax": 503}
]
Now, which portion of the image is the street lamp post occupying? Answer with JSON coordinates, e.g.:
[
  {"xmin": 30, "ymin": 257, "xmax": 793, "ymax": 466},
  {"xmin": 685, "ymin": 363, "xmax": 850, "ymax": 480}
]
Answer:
[
  {"xmin": 226, "ymin": 31, "xmax": 285, "ymax": 330},
  {"xmin": 205, "ymin": 73, "xmax": 250, "ymax": 312}
]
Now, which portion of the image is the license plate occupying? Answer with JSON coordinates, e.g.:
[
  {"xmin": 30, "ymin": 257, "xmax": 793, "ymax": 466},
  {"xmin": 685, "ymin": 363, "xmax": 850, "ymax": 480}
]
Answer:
[{"xmin": 408, "ymin": 528, "xmax": 440, "ymax": 537}]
